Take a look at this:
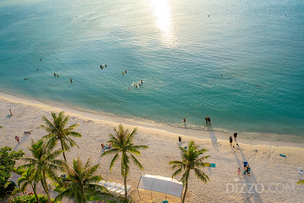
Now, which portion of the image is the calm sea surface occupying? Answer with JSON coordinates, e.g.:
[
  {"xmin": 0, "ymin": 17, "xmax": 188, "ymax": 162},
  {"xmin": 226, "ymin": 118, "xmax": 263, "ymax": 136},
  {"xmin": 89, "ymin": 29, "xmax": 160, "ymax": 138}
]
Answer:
[{"xmin": 0, "ymin": 0, "xmax": 303, "ymax": 137}]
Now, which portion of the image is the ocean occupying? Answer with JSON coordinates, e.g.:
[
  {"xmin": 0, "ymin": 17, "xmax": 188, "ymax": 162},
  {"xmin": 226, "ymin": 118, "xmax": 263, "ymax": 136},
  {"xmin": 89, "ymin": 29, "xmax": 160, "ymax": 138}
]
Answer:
[{"xmin": 0, "ymin": 0, "xmax": 303, "ymax": 138}]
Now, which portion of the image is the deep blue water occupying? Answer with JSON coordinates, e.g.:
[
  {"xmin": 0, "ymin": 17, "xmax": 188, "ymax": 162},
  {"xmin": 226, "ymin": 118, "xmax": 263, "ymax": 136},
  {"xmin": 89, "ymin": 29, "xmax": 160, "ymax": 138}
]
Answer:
[{"xmin": 0, "ymin": 0, "xmax": 303, "ymax": 136}]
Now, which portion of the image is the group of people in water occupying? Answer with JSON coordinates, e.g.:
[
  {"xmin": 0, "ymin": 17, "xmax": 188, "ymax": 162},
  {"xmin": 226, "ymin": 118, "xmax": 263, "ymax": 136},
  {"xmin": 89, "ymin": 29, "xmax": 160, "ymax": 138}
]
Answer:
[{"xmin": 131, "ymin": 80, "xmax": 144, "ymax": 89}]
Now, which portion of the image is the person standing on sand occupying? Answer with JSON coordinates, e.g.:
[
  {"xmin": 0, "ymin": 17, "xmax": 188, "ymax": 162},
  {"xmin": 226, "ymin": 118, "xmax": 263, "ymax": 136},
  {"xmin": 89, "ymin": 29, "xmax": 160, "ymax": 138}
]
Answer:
[
  {"xmin": 229, "ymin": 136, "xmax": 233, "ymax": 146},
  {"xmin": 178, "ymin": 136, "xmax": 182, "ymax": 142},
  {"xmin": 183, "ymin": 118, "xmax": 186, "ymax": 123}
]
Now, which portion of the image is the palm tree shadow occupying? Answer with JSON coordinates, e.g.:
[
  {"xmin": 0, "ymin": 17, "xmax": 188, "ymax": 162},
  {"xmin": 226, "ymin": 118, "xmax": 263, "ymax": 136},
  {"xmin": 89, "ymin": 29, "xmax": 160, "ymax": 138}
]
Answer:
[
  {"xmin": 232, "ymin": 147, "xmax": 264, "ymax": 203},
  {"xmin": 208, "ymin": 127, "xmax": 219, "ymax": 152}
]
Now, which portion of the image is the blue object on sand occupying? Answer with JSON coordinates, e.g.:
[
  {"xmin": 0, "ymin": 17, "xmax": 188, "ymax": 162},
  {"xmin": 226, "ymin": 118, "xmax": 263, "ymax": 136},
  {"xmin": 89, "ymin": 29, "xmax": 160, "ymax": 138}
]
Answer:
[
  {"xmin": 279, "ymin": 154, "xmax": 286, "ymax": 157},
  {"xmin": 208, "ymin": 163, "xmax": 216, "ymax": 168}
]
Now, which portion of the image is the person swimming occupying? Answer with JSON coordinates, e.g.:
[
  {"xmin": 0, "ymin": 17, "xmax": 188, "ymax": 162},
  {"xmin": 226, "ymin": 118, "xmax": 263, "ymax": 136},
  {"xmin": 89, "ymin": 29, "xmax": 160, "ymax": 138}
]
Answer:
[
  {"xmin": 125, "ymin": 69, "xmax": 127, "ymax": 73},
  {"xmin": 40, "ymin": 58, "xmax": 42, "ymax": 61},
  {"xmin": 70, "ymin": 78, "xmax": 73, "ymax": 83},
  {"xmin": 24, "ymin": 77, "xmax": 30, "ymax": 80},
  {"xmin": 57, "ymin": 74, "xmax": 59, "ymax": 77},
  {"xmin": 141, "ymin": 80, "xmax": 143, "ymax": 84},
  {"xmin": 122, "ymin": 72, "xmax": 124, "ymax": 75},
  {"xmin": 54, "ymin": 73, "xmax": 56, "ymax": 76}
]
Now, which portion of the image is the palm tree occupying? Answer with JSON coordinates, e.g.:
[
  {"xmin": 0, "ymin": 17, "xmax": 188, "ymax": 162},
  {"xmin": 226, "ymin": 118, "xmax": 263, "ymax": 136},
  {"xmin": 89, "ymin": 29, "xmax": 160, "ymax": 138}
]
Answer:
[
  {"xmin": 169, "ymin": 140, "xmax": 210, "ymax": 203},
  {"xmin": 18, "ymin": 139, "xmax": 64, "ymax": 203},
  {"xmin": 55, "ymin": 157, "xmax": 113, "ymax": 203},
  {"xmin": 298, "ymin": 180, "xmax": 304, "ymax": 185},
  {"xmin": 41, "ymin": 111, "xmax": 82, "ymax": 162},
  {"xmin": 101, "ymin": 124, "xmax": 149, "ymax": 202},
  {"xmin": 17, "ymin": 168, "xmax": 40, "ymax": 203}
]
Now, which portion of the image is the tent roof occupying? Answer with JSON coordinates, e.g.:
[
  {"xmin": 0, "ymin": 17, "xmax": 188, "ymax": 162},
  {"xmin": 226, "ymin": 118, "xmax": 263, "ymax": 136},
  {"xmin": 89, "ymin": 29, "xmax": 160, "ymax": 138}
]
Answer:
[{"xmin": 137, "ymin": 174, "xmax": 183, "ymax": 198}]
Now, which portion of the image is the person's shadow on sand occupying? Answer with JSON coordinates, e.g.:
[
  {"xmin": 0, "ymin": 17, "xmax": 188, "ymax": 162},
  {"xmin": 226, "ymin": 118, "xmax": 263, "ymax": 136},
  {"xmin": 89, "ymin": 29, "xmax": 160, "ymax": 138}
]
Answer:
[{"xmin": 208, "ymin": 127, "xmax": 219, "ymax": 152}]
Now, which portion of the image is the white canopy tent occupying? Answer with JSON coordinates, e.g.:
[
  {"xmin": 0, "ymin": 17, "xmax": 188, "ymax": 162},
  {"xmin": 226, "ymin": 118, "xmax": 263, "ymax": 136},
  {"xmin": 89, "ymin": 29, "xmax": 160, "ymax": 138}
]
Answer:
[{"xmin": 137, "ymin": 174, "xmax": 183, "ymax": 202}]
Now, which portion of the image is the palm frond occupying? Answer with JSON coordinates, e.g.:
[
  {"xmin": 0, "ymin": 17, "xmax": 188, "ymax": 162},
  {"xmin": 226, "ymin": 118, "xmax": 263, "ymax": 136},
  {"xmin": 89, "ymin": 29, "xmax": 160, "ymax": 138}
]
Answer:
[
  {"xmin": 130, "ymin": 154, "xmax": 144, "ymax": 171},
  {"xmin": 109, "ymin": 153, "xmax": 119, "ymax": 172}
]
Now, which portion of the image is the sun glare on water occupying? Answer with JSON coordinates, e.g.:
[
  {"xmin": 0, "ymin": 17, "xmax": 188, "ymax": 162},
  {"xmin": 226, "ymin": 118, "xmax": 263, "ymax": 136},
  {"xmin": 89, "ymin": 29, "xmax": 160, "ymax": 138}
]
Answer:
[{"xmin": 148, "ymin": 0, "xmax": 176, "ymax": 46}]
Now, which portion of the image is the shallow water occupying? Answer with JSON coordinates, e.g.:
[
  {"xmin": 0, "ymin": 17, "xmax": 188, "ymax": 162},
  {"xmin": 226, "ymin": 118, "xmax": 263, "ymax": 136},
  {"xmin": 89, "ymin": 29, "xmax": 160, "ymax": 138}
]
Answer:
[{"xmin": 0, "ymin": 0, "xmax": 303, "ymax": 137}]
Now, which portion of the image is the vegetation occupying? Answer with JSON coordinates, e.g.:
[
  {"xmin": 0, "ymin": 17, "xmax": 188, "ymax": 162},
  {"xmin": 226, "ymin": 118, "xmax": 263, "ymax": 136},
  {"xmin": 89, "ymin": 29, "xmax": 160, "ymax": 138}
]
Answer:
[
  {"xmin": 0, "ymin": 146, "xmax": 24, "ymax": 198},
  {"xmin": 169, "ymin": 141, "xmax": 210, "ymax": 203},
  {"xmin": 41, "ymin": 111, "xmax": 82, "ymax": 162},
  {"xmin": 18, "ymin": 139, "xmax": 64, "ymax": 203},
  {"xmin": 101, "ymin": 124, "xmax": 148, "ymax": 202},
  {"xmin": 10, "ymin": 194, "xmax": 56, "ymax": 203},
  {"xmin": 17, "ymin": 168, "xmax": 40, "ymax": 203},
  {"xmin": 54, "ymin": 157, "xmax": 113, "ymax": 203}
]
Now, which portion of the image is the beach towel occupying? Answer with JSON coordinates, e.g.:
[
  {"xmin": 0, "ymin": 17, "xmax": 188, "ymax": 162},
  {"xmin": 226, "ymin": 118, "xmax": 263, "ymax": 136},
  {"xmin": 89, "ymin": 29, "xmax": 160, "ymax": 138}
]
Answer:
[
  {"xmin": 208, "ymin": 163, "xmax": 216, "ymax": 168},
  {"xmin": 279, "ymin": 154, "xmax": 286, "ymax": 157}
]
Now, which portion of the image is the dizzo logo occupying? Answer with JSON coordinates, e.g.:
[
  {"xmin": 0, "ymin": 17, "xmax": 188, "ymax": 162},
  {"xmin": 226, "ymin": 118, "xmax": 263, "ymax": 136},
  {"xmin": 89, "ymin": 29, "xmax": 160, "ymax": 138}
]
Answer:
[{"xmin": 226, "ymin": 182, "xmax": 296, "ymax": 194}]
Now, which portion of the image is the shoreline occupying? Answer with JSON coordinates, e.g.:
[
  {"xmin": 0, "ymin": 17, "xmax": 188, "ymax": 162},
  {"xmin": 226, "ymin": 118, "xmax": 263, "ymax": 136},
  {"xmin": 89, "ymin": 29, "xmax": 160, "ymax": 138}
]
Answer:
[{"xmin": 1, "ymin": 91, "xmax": 304, "ymax": 149}]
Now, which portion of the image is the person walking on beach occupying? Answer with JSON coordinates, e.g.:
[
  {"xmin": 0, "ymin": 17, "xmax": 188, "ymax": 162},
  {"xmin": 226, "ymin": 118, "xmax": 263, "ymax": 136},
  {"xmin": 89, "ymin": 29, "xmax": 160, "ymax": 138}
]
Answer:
[
  {"xmin": 183, "ymin": 118, "xmax": 186, "ymax": 123},
  {"xmin": 178, "ymin": 136, "xmax": 182, "ymax": 143},
  {"xmin": 229, "ymin": 136, "xmax": 233, "ymax": 146},
  {"xmin": 15, "ymin": 136, "xmax": 19, "ymax": 143}
]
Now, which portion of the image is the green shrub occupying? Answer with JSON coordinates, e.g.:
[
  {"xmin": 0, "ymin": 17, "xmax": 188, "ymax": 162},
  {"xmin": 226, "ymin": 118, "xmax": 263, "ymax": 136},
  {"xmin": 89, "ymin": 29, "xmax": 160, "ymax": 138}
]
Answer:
[{"xmin": 10, "ymin": 194, "xmax": 57, "ymax": 203}]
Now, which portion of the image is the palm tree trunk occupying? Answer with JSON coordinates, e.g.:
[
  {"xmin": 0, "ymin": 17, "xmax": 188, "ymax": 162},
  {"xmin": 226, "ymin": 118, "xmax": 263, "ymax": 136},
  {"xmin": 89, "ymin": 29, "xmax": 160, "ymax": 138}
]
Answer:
[
  {"xmin": 31, "ymin": 182, "xmax": 40, "ymax": 203},
  {"xmin": 124, "ymin": 175, "xmax": 127, "ymax": 202},
  {"xmin": 182, "ymin": 180, "xmax": 188, "ymax": 203},
  {"xmin": 60, "ymin": 139, "xmax": 67, "ymax": 162},
  {"xmin": 42, "ymin": 170, "xmax": 52, "ymax": 203}
]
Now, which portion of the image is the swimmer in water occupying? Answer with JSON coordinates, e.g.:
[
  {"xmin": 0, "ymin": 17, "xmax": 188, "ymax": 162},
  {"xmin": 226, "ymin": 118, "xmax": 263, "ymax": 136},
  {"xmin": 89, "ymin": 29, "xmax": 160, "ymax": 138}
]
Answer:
[
  {"xmin": 40, "ymin": 58, "xmax": 42, "ymax": 61},
  {"xmin": 24, "ymin": 77, "xmax": 30, "ymax": 80},
  {"xmin": 125, "ymin": 69, "xmax": 127, "ymax": 73},
  {"xmin": 54, "ymin": 73, "xmax": 56, "ymax": 76},
  {"xmin": 135, "ymin": 85, "xmax": 138, "ymax": 88},
  {"xmin": 70, "ymin": 78, "xmax": 73, "ymax": 83},
  {"xmin": 105, "ymin": 64, "xmax": 107, "ymax": 67},
  {"xmin": 141, "ymin": 80, "xmax": 143, "ymax": 84},
  {"xmin": 128, "ymin": 87, "xmax": 130, "ymax": 89},
  {"xmin": 37, "ymin": 69, "xmax": 38, "ymax": 71},
  {"xmin": 57, "ymin": 74, "xmax": 59, "ymax": 77},
  {"xmin": 122, "ymin": 72, "xmax": 124, "ymax": 75}
]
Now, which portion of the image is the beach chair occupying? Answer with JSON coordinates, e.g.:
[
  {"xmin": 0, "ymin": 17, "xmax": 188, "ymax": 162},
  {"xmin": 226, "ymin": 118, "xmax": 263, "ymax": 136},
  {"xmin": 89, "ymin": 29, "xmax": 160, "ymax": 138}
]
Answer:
[
  {"xmin": 109, "ymin": 183, "xmax": 122, "ymax": 194},
  {"xmin": 117, "ymin": 185, "xmax": 132, "ymax": 197},
  {"xmin": 102, "ymin": 181, "xmax": 112, "ymax": 188},
  {"xmin": 97, "ymin": 180, "xmax": 106, "ymax": 186},
  {"xmin": 105, "ymin": 182, "xmax": 117, "ymax": 190},
  {"xmin": 114, "ymin": 185, "xmax": 125, "ymax": 196}
]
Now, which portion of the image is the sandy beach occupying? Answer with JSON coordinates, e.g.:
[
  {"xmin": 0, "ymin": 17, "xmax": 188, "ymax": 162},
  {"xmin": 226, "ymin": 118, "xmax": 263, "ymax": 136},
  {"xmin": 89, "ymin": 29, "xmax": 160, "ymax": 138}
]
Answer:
[{"xmin": 1, "ymin": 93, "xmax": 303, "ymax": 203}]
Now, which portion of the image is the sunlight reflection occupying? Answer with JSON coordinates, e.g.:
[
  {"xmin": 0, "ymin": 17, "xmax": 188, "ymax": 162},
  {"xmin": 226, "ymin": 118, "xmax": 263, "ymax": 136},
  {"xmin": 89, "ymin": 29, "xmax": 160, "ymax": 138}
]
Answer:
[{"xmin": 149, "ymin": 0, "xmax": 175, "ymax": 46}]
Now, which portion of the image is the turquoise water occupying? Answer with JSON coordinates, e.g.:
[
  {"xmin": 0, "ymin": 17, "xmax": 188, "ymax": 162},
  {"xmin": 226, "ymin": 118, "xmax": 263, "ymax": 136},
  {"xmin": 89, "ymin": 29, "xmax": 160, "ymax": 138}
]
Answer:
[{"xmin": 0, "ymin": 0, "xmax": 304, "ymax": 136}]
